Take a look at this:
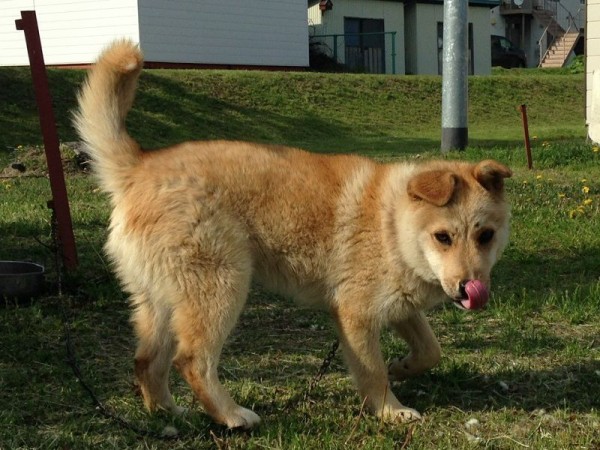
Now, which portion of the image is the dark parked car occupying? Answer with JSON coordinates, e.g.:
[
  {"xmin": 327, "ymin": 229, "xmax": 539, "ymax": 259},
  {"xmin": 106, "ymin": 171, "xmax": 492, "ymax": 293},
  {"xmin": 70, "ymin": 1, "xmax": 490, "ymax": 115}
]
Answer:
[{"xmin": 491, "ymin": 35, "xmax": 527, "ymax": 68}]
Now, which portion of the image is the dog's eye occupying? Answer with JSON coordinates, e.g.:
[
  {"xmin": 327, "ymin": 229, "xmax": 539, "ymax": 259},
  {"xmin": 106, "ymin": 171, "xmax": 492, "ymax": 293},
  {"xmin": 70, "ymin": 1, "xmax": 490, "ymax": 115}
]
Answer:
[
  {"xmin": 434, "ymin": 232, "xmax": 452, "ymax": 246},
  {"xmin": 478, "ymin": 229, "xmax": 495, "ymax": 245}
]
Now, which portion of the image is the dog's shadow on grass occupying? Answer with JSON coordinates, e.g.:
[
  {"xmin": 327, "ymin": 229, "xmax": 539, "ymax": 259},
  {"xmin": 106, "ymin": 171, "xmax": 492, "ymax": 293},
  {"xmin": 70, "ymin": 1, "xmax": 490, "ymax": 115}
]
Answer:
[
  {"xmin": 223, "ymin": 344, "xmax": 599, "ymax": 420},
  {"xmin": 394, "ymin": 359, "xmax": 600, "ymax": 415},
  {"xmin": 225, "ymin": 286, "xmax": 600, "ymax": 420}
]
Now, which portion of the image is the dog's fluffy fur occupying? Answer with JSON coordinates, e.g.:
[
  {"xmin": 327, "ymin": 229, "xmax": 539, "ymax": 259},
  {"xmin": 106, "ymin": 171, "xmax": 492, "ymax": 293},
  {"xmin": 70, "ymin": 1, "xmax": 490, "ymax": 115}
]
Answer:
[{"xmin": 74, "ymin": 40, "xmax": 512, "ymax": 429}]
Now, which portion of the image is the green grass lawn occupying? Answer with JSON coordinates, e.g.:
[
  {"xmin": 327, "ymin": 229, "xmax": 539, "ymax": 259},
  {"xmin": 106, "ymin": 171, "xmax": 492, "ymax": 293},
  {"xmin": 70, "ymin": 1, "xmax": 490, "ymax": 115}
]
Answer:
[{"xmin": 0, "ymin": 67, "xmax": 598, "ymax": 449}]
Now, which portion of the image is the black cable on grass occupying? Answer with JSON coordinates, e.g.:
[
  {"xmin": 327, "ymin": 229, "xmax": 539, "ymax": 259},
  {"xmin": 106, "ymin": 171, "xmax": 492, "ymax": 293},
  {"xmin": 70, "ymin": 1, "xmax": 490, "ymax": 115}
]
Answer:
[
  {"xmin": 47, "ymin": 207, "xmax": 180, "ymax": 441},
  {"xmin": 61, "ymin": 303, "xmax": 180, "ymax": 441}
]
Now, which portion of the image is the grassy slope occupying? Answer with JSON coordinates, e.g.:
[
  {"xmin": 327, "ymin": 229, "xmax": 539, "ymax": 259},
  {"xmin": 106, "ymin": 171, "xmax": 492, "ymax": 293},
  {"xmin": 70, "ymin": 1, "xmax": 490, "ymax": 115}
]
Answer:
[
  {"xmin": 0, "ymin": 67, "xmax": 585, "ymax": 157},
  {"xmin": 0, "ymin": 68, "xmax": 598, "ymax": 449}
]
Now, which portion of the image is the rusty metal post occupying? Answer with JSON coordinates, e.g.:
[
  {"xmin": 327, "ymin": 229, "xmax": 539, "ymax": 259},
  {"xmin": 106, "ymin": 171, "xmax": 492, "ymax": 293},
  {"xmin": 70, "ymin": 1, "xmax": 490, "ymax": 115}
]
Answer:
[
  {"xmin": 519, "ymin": 104, "xmax": 533, "ymax": 170},
  {"xmin": 15, "ymin": 10, "xmax": 78, "ymax": 270}
]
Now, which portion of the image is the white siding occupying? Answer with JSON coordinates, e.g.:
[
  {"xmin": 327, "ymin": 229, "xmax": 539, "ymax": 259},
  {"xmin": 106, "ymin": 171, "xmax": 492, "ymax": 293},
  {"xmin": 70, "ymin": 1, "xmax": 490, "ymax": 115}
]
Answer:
[
  {"xmin": 408, "ymin": 3, "xmax": 443, "ymax": 75},
  {"xmin": 470, "ymin": 7, "xmax": 492, "ymax": 75},
  {"xmin": 138, "ymin": 0, "xmax": 308, "ymax": 67},
  {"xmin": 308, "ymin": 0, "xmax": 405, "ymax": 74},
  {"xmin": 308, "ymin": 4, "xmax": 323, "ymax": 27},
  {"xmin": 0, "ymin": 0, "xmax": 139, "ymax": 66},
  {"xmin": 586, "ymin": 0, "xmax": 600, "ymax": 124},
  {"xmin": 407, "ymin": 3, "xmax": 491, "ymax": 76},
  {"xmin": 489, "ymin": 6, "xmax": 503, "ymax": 37}
]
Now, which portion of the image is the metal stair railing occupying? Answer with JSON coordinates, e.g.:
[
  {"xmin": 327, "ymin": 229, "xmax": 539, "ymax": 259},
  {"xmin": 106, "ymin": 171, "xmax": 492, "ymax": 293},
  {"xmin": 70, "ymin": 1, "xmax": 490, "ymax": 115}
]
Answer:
[
  {"xmin": 537, "ymin": 1, "xmax": 581, "ymax": 67},
  {"xmin": 309, "ymin": 31, "xmax": 398, "ymax": 74}
]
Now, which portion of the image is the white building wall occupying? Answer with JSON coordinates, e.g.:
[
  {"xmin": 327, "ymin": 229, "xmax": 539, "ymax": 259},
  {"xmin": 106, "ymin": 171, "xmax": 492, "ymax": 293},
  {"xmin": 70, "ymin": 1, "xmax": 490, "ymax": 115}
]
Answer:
[
  {"xmin": 139, "ymin": 0, "xmax": 309, "ymax": 67},
  {"xmin": 586, "ymin": 0, "xmax": 600, "ymax": 125},
  {"xmin": 470, "ymin": 7, "xmax": 492, "ymax": 74},
  {"xmin": 0, "ymin": 0, "xmax": 138, "ymax": 66},
  {"xmin": 308, "ymin": 4, "xmax": 324, "ymax": 27},
  {"xmin": 489, "ymin": 6, "xmax": 504, "ymax": 36},
  {"xmin": 410, "ymin": 3, "xmax": 491, "ymax": 75},
  {"xmin": 412, "ymin": 3, "xmax": 443, "ymax": 75},
  {"xmin": 308, "ymin": 0, "xmax": 405, "ymax": 74}
]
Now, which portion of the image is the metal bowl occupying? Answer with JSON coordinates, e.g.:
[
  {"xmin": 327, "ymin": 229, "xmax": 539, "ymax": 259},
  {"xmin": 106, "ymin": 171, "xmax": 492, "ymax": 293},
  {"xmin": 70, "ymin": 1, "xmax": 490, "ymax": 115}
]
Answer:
[{"xmin": 0, "ymin": 261, "xmax": 45, "ymax": 300}]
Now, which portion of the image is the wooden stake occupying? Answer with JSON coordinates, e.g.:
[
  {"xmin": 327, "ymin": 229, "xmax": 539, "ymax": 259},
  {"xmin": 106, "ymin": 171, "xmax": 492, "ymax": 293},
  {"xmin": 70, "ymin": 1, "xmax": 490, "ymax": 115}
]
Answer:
[
  {"xmin": 520, "ymin": 104, "xmax": 533, "ymax": 170},
  {"xmin": 15, "ymin": 10, "xmax": 78, "ymax": 270}
]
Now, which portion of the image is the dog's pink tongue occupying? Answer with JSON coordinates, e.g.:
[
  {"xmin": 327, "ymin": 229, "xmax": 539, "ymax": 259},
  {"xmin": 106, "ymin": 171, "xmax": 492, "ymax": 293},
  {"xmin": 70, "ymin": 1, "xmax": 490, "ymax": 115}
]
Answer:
[{"xmin": 461, "ymin": 280, "xmax": 489, "ymax": 310}]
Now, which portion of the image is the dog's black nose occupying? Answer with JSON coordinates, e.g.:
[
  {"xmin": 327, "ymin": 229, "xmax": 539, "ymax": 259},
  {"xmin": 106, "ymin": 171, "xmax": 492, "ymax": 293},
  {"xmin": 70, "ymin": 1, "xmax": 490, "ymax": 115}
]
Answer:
[{"xmin": 459, "ymin": 280, "xmax": 469, "ymax": 298}]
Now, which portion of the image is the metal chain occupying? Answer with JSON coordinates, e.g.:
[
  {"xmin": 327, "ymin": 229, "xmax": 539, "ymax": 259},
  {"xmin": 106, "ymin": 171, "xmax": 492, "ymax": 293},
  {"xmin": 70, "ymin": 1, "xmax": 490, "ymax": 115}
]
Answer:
[
  {"xmin": 48, "ymin": 201, "xmax": 63, "ymax": 297},
  {"xmin": 49, "ymin": 204, "xmax": 178, "ymax": 441},
  {"xmin": 303, "ymin": 339, "xmax": 340, "ymax": 402}
]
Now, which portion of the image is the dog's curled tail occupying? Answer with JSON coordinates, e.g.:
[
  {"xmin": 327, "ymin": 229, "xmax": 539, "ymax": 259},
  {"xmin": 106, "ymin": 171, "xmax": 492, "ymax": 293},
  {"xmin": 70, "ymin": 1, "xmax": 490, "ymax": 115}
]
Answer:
[{"xmin": 73, "ymin": 39, "xmax": 143, "ymax": 195}]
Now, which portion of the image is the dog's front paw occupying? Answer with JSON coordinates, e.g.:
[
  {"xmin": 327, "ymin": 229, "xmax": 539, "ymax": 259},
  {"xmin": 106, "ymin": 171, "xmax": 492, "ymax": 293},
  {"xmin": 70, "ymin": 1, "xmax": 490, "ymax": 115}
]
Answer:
[
  {"xmin": 388, "ymin": 352, "xmax": 440, "ymax": 382},
  {"xmin": 379, "ymin": 404, "xmax": 422, "ymax": 423},
  {"xmin": 223, "ymin": 406, "xmax": 261, "ymax": 429}
]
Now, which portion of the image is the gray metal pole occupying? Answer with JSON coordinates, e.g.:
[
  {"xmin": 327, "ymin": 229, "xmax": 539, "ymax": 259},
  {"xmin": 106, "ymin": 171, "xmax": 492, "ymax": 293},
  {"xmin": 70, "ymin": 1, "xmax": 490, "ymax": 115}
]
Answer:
[{"xmin": 441, "ymin": 0, "xmax": 468, "ymax": 152}]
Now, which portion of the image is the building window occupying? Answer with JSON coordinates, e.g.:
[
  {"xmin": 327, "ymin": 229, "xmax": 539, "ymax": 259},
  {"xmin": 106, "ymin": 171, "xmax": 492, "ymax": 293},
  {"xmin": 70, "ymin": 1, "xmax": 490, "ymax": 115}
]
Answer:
[{"xmin": 344, "ymin": 18, "xmax": 385, "ymax": 73}]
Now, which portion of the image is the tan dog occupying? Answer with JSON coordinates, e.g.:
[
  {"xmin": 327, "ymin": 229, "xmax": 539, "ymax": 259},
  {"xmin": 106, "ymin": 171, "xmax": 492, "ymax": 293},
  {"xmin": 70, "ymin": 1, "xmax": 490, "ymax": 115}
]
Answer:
[{"xmin": 74, "ymin": 40, "xmax": 512, "ymax": 429}]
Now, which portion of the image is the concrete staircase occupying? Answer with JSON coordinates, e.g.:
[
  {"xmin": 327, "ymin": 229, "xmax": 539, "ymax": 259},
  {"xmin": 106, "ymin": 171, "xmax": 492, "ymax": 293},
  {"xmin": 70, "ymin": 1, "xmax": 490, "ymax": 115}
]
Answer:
[
  {"xmin": 531, "ymin": 1, "xmax": 581, "ymax": 68},
  {"xmin": 540, "ymin": 31, "xmax": 580, "ymax": 68}
]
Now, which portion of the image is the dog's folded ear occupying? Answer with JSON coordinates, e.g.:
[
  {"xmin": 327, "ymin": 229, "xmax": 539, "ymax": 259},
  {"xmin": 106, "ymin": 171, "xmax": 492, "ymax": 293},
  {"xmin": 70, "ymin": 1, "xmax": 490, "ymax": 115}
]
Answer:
[
  {"xmin": 473, "ymin": 160, "xmax": 512, "ymax": 193},
  {"xmin": 407, "ymin": 170, "xmax": 458, "ymax": 206}
]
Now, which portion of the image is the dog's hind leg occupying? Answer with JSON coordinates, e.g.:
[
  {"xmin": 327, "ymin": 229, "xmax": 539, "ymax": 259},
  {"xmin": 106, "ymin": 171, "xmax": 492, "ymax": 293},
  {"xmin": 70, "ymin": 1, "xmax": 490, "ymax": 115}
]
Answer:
[
  {"xmin": 388, "ymin": 311, "xmax": 442, "ymax": 382},
  {"xmin": 170, "ymin": 260, "xmax": 260, "ymax": 429},
  {"xmin": 132, "ymin": 293, "xmax": 183, "ymax": 414}
]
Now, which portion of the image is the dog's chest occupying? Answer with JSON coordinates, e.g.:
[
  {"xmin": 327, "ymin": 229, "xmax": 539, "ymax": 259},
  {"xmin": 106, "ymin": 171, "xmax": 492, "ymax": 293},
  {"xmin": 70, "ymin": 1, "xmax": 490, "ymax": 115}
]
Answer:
[{"xmin": 376, "ymin": 281, "xmax": 447, "ymax": 322}]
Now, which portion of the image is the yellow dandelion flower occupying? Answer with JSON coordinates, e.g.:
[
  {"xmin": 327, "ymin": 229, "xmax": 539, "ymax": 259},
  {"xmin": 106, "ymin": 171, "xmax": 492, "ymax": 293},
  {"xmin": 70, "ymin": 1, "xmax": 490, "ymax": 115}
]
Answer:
[
  {"xmin": 536, "ymin": 175, "xmax": 543, "ymax": 180},
  {"xmin": 583, "ymin": 198, "xmax": 593, "ymax": 206},
  {"xmin": 593, "ymin": 146, "xmax": 600, "ymax": 153},
  {"xmin": 581, "ymin": 178, "xmax": 588, "ymax": 183},
  {"xmin": 558, "ymin": 193, "xmax": 566, "ymax": 199},
  {"xmin": 582, "ymin": 186, "xmax": 590, "ymax": 195}
]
